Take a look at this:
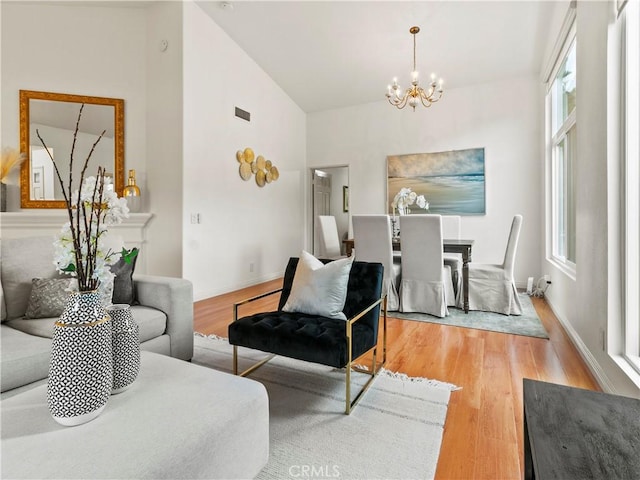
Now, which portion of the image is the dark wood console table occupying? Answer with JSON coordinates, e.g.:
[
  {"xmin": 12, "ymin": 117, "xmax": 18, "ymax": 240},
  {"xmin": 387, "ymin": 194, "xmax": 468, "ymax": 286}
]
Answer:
[{"xmin": 523, "ymin": 378, "xmax": 640, "ymax": 480}]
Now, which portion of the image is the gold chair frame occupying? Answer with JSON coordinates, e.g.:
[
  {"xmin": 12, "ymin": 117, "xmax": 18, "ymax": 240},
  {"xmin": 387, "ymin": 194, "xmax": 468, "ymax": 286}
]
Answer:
[{"xmin": 232, "ymin": 290, "xmax": 387, "ymax": 414}]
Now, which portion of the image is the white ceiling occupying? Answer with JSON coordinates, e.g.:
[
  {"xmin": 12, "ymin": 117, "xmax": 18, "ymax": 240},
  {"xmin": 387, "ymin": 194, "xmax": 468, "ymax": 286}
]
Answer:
[{"xmin": 196, "ymin": 1, "xmax": 560, "ymax": 113}]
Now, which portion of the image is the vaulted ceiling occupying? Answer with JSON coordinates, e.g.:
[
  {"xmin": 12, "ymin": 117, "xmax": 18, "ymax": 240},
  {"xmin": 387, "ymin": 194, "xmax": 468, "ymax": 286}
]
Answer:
[{"xmin": 197, "ymin": 1, "xmax": 560, "ymax": 113}]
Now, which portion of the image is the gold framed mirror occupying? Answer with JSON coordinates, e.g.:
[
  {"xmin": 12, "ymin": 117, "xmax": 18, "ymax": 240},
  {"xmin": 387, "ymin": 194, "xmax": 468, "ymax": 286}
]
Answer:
[{"xmin": 19, "ymin": 90, "xmax": 124, "ymax": 209}]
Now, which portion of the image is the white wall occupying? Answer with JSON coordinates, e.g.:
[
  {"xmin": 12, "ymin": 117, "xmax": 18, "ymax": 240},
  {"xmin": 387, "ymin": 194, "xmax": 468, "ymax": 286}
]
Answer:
[
  {"xmin": 0, "ymin": 1, "xmax": 186, "ymax": 278},
  {"xmin": 307, "ymin": 76, "xmax": 542, "ymax": 285},
  {"xmin": 0, "ymin": 2, "xmax": 147, "ymax": 210},
  {"xmin": 542, "ymin": 0, "xmax": 640, "ymax": 398},
  {"xmin": 182, "ymin": 2, "xmax": 307, "ymax": 300},
  {"xmin": 144, "ymin": 1, "xmax": 184, "ymax": 277}
]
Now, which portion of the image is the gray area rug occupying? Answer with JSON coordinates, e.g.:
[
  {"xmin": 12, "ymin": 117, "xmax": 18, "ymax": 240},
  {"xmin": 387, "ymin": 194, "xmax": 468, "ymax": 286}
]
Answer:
[
  {"xmin": 193, "ymin": 334, "xmax": 460, "ymax": 480},
  {"xmin": 391, "ymin": 293, "xmax": 549, "ymax": 339}
]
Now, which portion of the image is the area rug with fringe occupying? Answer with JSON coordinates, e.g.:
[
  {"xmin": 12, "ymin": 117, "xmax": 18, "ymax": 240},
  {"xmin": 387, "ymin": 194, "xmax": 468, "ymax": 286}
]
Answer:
[
  {"xmin": 391, "ymin": 293, "xmax": 549, "ymax": 339},
  {"xmin": 193, "ymin": 334, "xmax": 460, "ymax": 480}
]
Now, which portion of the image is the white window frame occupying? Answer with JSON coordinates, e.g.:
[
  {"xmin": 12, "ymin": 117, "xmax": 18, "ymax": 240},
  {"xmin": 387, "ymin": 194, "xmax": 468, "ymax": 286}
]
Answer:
[
  {"xmin": 622, "ymin": 0, "xmax": 640, "ymax": 374},
  {"xmin": 545, "ymin": 21, "xmax": 577, "ymax": 278}
]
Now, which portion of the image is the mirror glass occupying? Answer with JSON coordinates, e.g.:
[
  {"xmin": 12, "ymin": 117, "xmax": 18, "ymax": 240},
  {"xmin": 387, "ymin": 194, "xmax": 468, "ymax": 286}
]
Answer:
[{"xmin": 20, "ymin": 90, "xmax": 124, "ymax": 208}]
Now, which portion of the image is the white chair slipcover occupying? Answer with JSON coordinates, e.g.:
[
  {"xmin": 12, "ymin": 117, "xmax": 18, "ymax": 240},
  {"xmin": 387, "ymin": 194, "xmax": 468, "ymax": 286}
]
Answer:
[
  {"xmin": 463, "ymin": 214, "xmax": 523, "ymax": 315},
  {"xmin": 441, "ymin": 215, "xmax": 463, "ymax": 301},
  {"xmin": 399, "ymin": 215, "xmax": 456, "ymax": 317},
  {"xmin": 317, "ymin": 215, "xmax": 344, "ymax": 259},
  {"xmin": 352, "ymin": 215, "xmax": 401, "ymax": 311}
]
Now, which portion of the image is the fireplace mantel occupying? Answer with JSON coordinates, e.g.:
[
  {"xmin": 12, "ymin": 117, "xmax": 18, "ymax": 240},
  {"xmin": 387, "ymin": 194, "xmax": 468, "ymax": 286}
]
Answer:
[{"xmin": 0, "ymin": 212, "xmax": 154, "ymax": 274}]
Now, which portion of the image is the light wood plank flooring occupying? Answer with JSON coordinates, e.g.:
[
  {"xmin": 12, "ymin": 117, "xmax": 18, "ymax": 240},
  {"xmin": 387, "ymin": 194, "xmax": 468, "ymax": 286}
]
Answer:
[{"xmin": 194, "ymin": 279, "xmax": 599, "ymax": 480}]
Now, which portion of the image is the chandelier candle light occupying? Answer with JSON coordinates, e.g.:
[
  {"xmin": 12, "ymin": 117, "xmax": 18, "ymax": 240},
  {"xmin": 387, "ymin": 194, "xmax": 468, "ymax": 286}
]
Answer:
[{"xmin": 386, "ymin": 26, "xmax": 444, "ymax": 111}]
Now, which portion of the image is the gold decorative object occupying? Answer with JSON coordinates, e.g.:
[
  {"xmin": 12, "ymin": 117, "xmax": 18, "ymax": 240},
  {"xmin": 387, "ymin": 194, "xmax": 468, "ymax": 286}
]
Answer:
[
  {"xmin": 385, "ymin": 26, "xmax": 444, "ymax": 111},
  {"xmin": 239, "ymin": 162, "xmax": 252, "ymax": 180},
  {"xmin": 235, "ymin": 147, "xmax": 279, "ymax": 186},
  {"xmin": 122, "ymin": 169, "xmax": 141, "ymax": 213},
  {"xmin": 243, "ymin": 147, "xmax": 255, "ymax": 163}
]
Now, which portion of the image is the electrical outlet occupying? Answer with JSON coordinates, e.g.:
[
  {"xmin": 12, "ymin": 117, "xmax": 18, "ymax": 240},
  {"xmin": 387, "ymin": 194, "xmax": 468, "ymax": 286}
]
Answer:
[
  {"xmin": 543, "ymin": 274, "xmax": 550, "ymax": 283},
  {"xmin": 190, "ymin": 213, "xmax": 201, "ymax": 224}
]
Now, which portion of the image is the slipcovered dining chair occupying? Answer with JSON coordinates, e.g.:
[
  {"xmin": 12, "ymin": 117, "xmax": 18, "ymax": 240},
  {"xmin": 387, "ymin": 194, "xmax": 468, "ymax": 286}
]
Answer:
[
  {"xmin": 442, "ymin": 215, "xmax": 463, "ymax": 299},
  {"xmin": 352, "ymin": 214, "xmax": 401, "ymax": 311},
  {"xmin": 399, "ymin": 215, "xmax": 455, "ymax": 317},
  {"xmin": 463, "ymin": 214, "xmax": 523, "ymax": 315},
  {"xmin": 317, "ymin": 215, "xmax": 344, "ymax": 259}
]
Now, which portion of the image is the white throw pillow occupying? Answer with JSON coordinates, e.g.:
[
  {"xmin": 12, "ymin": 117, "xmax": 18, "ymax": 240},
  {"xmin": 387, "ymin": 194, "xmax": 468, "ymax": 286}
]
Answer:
[{"xmin": 282, "ymin": 250, "xmax": 354, "ymax": 321}]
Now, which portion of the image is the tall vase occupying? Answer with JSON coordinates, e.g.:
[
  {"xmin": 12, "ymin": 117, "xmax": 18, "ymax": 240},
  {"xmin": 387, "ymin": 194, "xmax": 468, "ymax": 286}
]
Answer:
[
  {"xmin": 107, "ymin": 304, "xmax": 140, "ymax": 394},
  {"xmin": 47, "ymin": 291, "xmax": 113, "ymax": 427}
]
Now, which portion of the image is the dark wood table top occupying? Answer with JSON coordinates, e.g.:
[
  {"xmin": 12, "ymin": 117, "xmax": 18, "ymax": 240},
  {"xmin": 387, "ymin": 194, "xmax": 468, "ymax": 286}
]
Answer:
[{"xmin": 523, "ymin": 378, "xmax": 640, "ymax": 480}]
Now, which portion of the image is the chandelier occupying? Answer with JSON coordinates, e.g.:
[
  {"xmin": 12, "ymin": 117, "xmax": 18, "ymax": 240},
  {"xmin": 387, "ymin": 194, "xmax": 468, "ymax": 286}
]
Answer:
[{"xmin": 386, "ymin": 26, "xmax": 444, "ymax": 111}]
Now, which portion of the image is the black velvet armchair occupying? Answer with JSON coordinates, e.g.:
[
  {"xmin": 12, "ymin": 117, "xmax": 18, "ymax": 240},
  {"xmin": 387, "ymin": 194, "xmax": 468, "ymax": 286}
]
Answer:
[{"xmin": 228, "ymin": 257, "xmax": 387, "ymax": 414}]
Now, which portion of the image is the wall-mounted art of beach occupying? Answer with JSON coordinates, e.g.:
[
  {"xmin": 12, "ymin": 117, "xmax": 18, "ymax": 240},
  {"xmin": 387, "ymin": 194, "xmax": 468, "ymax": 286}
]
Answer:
[{"xmin": 387, "ymin": 147, "xmax": 486, "ymax": 215}]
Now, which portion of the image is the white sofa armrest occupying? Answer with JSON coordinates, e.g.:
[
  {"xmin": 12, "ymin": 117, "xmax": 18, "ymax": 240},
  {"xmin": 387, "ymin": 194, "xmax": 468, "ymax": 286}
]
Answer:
[{"xmin": 133, "ymin": 274, "xmax": 193, "ymax": 361}]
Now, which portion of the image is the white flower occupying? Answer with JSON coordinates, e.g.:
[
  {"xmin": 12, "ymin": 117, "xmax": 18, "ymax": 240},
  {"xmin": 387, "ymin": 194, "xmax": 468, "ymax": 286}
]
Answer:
[
  {"xmin": 391, "ymin": 187, "xmax": 429, "ymax": 214},
  {"xmin": 416, "ymin": 195, "xmax": 429, "ymax": 210},
  {"xmin": 53, "ymin": 173, "xmax": 130, "ymax": 291}
]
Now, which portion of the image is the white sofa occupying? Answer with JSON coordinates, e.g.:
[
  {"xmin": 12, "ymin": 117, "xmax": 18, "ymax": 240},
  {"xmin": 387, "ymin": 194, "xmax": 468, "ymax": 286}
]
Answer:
[{"xmin": 0, "ymin": 236, "xmax": 195, "ymax": 393}]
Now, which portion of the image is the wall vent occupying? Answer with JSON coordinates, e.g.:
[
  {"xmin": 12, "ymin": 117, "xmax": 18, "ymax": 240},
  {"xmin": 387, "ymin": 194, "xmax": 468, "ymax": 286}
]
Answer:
[{"xmin": 235, "ymin": 107, "xmax": 250, "ymax": 122}]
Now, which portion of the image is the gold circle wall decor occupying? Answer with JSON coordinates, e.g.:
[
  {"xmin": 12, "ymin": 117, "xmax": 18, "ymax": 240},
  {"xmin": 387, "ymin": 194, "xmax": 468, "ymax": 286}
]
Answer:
[
  {"xmin": 243, "ymin": 147, "xmax": 255, "ymax": 163},
  {"xmin": 235, "ymin": 147, "xmax": 280, "ymax": 186},
  {"xmin": 239, "ymin": 162, "xmax": 252, "ymax": 180}
]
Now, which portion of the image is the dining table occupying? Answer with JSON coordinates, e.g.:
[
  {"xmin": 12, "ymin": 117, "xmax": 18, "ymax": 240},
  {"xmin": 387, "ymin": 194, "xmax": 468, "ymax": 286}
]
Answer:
[{"xmin": 343, "ymin": 238, "xmax": 475, "ymax": 314}]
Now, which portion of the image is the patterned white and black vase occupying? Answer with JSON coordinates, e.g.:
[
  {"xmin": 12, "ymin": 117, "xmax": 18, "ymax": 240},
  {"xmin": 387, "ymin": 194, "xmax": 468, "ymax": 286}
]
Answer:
[
  {"xmin": 47, "ymin": 291, "xmax": 113, "ymax": 427},
  {"xmin": 107, "ymin": 304, "xmax": 140, "ymax": 394}
]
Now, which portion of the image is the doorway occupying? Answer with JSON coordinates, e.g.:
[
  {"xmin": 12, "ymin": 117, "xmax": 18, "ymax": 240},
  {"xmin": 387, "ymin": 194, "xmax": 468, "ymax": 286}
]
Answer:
[{"xmin": 311, "ymin": 166, "xmax": 349, "ymax": 256}]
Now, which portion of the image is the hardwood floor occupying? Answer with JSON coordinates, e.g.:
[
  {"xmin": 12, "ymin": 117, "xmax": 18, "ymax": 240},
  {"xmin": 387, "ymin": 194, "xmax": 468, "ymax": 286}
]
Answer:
[{"xmin": 194, "ymin": 279, "xmax": 600, "ymax": 480}]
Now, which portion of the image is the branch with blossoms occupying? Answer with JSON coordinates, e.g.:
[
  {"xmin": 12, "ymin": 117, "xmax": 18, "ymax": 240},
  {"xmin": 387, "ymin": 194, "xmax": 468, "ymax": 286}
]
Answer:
[{"xmin": 37, "ymin": 104, "xmax": 136, "ymax": 293}]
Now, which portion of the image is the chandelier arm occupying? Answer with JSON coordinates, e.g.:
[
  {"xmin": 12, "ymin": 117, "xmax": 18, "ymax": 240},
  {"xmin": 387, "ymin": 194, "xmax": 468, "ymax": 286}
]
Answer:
[{"xmin": 419, "ymin": 94, "xmax": 434, "ymax": 108}]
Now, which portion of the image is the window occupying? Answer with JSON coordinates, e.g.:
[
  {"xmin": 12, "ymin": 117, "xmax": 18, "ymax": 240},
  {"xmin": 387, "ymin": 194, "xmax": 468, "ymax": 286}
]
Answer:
[
  {"xmin": 547, "ymin": 32, "xmax": 577, "ymax": 272},
  {"xmin": 622, "ymin": 0, "xmax": 640, "ymax": 373}
]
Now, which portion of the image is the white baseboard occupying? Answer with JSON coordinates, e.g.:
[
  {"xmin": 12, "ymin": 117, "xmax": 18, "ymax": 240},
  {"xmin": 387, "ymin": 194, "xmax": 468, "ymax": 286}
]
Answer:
[
  {"xmin": 194, "ymin": 271, "xmax": 284, "ymax": 302},
  {"xmin": 544, "ymin": 298, "xmax": 617, "ymax": 393}
]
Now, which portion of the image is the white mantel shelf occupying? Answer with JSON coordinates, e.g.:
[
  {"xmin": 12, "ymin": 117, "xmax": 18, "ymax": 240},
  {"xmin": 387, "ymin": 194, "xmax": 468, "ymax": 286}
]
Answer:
[
  {"xmin": 0, "ymin": 212, "xmax": 153, "ymax": 231},
  {"xmin": 0, "ymin": 212, "xmax": 154, "ymax": 273}
]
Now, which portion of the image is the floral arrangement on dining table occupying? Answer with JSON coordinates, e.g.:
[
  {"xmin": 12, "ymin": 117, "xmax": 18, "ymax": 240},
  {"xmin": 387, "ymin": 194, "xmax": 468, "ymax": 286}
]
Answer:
[
  {"xmin": 391, "ymin": 187, "xmax": 429, "ymax": 215},
  {"xmin": 390, "ymin": 187, "xmax": 429, "ymax": 238}
]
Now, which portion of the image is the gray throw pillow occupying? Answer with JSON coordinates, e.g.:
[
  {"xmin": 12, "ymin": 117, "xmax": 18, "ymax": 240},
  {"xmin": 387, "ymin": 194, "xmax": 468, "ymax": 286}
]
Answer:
[
  {"xmin": 111, "ymin": 248, "xmax": 139, "ymax": 305},
  {"xmin": 24, "ymin": 278, "xmax": 71, "ymax": 319}
]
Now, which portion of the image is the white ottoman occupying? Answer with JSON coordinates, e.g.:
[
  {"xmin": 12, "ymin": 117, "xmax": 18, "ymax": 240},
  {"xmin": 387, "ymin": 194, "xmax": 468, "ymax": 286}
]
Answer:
[{"xmin": 1, "ymin": 351, "xmax": 269, "ymax": 479}]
